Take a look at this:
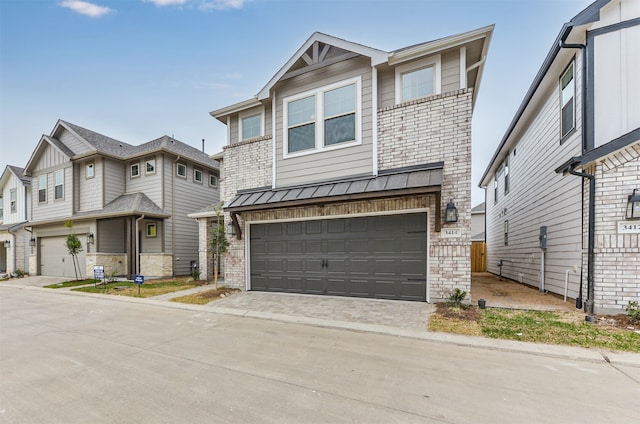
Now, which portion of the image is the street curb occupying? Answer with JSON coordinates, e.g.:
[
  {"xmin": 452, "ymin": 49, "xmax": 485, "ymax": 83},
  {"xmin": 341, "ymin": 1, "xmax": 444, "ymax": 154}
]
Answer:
[{"xmin": 4, "ymin": 283, "xmax": 639, "ymax": 369}]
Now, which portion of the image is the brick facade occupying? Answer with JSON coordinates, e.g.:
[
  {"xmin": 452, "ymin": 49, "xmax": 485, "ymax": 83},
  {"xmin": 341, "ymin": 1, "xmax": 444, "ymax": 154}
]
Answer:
[
  {"xmin": 583, "ymin": 142, "xmax": 640, "ymax": 313},
  {"xmin": 221, "ymin": 90, "xmax": 473, "ymax": 302}
]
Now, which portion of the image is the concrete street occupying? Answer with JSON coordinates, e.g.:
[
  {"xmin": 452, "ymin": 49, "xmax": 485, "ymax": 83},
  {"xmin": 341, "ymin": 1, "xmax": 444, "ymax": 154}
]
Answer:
[{"xmin": 1, "ymin": 286, "xmax": 638, "ymax": 423}]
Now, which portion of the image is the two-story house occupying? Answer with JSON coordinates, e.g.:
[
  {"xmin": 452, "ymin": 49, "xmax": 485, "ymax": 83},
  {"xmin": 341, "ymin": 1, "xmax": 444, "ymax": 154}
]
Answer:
[
  {"xmin": 479, "ymin": 0, "xmax": 639, "ymax": 314},
  {"xmin": 23, "ymin": 120, "xmax": 220, "ymax": 279},
  {"xmin": 0, "ymin": 165, "xmax": 31, "ymax": 275},
  {"xmin": 199, "ymin": 28, "xmax": 493, "ymax": 302}
]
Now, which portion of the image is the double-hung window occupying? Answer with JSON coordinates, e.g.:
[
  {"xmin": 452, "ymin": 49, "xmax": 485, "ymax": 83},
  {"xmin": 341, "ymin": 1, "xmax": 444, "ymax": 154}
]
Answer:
[
  {"xmin": 193, "ymin": 169, "xmax": 203, "ymax": 183},
  {"xmin": 38, "ymin": 175, "xmax": 47, "ymax": 203},
  {"xmin": 560, "ymin": 62, "xmax": 575, "ymax": 139},
  {"xmin": 284, "ymin": 77, "xmax": 360, "ymax": 156},
  {"xmin": 146, "ymin": 158, "xmax": 156, "ymax": 175},
  {"xmin": 176, "ymin": 163, "xmax": 187, "ymax": 178},
  {"xmin": 10, "ymin": 189, "xmax": 17, "ymax": 213},
  {"xmin": 504, "ymin": 155, "xmax": 510, "ymax": 195},
  {"xmin": 54, "ymin": 170, "xmax": 64, "ymax": 200},
  {"xmin": 0, "ymin": 195, "xmax": 3, "ymax": 219}
]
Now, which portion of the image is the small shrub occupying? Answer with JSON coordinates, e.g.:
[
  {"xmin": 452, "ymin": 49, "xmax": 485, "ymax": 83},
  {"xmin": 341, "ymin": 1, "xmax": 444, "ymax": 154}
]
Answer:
[
  {"xmin": 14, "ymin": 269, "xmax": 25, "ymax": 278},
  {"xmin": 191, "ymin": 268, "xmax": 201, "ymax": 280},
  {"xmin": 447, "ymin": 288, "xmax": 467, "ymax": 308},
  {"xmin": 626, "ymin": 301, "xmax": 640, "ymax": 325}
]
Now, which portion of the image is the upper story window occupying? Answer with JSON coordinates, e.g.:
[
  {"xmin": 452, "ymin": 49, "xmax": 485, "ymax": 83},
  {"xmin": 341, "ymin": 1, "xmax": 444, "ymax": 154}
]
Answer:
[
  {"xmin": 85, "ymin": 161, "xmax": 94, "ymax": 179},
  {"xmin": 38, "ymin": 175, "xmax": 47, "ymax": 203},
  {"xmin": 10, "ymin": 189, "xmax": 17, "ymax": 213},
  {"xmin": 493, "ymin": 178, "xmax": 498, "ymax": 204},
  {"xmin": 284, "ymin": 77, "xmax": 361, "ymax": 156},
  {"xmin": 560, "ymin": 62, "xmax": 575, "ymax": 140},
  {"xmin": 0, "ymin": 195, "xmax": 3, "ymax": 219},
  {"xmin": 131, "ymin": 163, "xmax": 140, "ymax": 178},
  {"xmin": 176, "ymin": 163, "xmax": 187, "ymax": 178},
  {"xmin": 395, "ymin": 55, "xmax": 441, "ymax": 104},
  {"xmin": 504, "ymin": 155, "xmax": 510, "ymax": 195},
  {"xmin": 54, "ymin": 169, "xmax": 64, "ymax": 200},
  {"xmin": 193, "ymin": 169, "xmax": 203, "ymax": 183},
  {"xmin": 504, "ymin": 220, "xmax": 509, "ymax": 246},
  {"xmin": 209, "ymin": 174, "xmax": 218, "ymax": 188},
  {"xmin": 146, "ymin": 158, "xmax": 156, "ymax": 175},
  {"xmin": 240, "ymin": 113, "xmax": 262, "ymax": 141}
]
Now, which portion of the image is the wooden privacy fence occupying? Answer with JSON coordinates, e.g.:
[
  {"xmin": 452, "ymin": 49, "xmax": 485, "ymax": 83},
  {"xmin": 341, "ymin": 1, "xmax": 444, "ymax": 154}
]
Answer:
[{"xmin": 471, "ymin": 241, "xmax": 486, "ymax": 272}]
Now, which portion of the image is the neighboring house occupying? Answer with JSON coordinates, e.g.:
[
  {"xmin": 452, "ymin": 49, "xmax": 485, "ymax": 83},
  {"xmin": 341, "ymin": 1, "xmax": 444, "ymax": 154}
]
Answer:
[
  {"xmin": 479, "ymin": 0, "xmax": 639, "ymax": 314},
  {"xmin": 23, "ymin": 120, "xmax": 220, "ymax": 279},
  {"xmin": 470, "ymin": 202, "xmax": 486, "ymax": 272},
  {"xmin": 197, "ymin": 27, "xmax": 494, "ymax": 302},
  {"xmin": 0, "ymin": 166, "xmax": 31, "ymax": 275}
]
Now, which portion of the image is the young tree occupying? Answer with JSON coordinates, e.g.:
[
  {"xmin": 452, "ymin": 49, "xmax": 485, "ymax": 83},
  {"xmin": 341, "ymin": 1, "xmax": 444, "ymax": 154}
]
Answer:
[
  {"xmin": 209, "ymin": 205, "xmax": 229, "ymax": 290},
  {"xmin": 64, "ymin": 221, "xmax": 83, "ymax": 281}
]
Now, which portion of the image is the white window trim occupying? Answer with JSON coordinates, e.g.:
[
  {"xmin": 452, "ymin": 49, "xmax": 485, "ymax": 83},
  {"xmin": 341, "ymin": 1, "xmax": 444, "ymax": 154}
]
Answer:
[
  {"xmin": 394, "ymin": 55, "xmax": 441, "ymax": 105},
  {"xmin": 10, "ymin": 189, "xmax": 17, "ymax": 213},
  {"xmin": 145, "ymin": 158, "xmax": 156, "ymax": 175},
  {"xmin": 283, "ymin": 76, "xmax": 362, "ymax": 159},
  {"xmin": 130, "ymin": 163, "xmax": 140, "ymax": 178},
  {"xmin": 176, "ymin": 163, "xmax": 187, "ymax": 178},
  {"xmin": 209, "ymin": 174, "xmax": 218, "ymax": 188},
  {"xmin": 85, "ymin": 161, "xmax": 95, "ymax": 179},
  {"xmin": 239, "ymin": 108, "xmax": 265, "ymax": 141},
  {"xmin": 193, "ymin": 168, "xmax": 203, "ymax": 184},
  {"xmin": 560, "ymin": 61, "xmax": 575, "ymax": 140},
  {"xmin": 38, "ymin": 174, "xmax": 47, "ymax": 203},
  {"xmin": 54, "ymin": 169, "xmax": 64, "ymax": 201}
]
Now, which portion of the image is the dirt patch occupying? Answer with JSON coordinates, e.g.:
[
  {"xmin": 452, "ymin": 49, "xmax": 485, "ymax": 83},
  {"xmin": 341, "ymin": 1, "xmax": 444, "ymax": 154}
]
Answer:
[
  {"xmin": 472, "ymin": 272, "xmax": 575, "ymax": 311},
  {"xmin": 198, "ymin": 287, "xmax": 241, "ymax": 299}
]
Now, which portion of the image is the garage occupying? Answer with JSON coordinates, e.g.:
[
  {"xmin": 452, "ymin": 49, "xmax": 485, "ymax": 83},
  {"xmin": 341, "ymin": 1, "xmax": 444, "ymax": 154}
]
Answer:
[
  {"xmin": 249, "ymin": 213, "xmax": 428, "ymax": 301},
  {"xmin": 39, "ymin": 235, "xmax": 87, "ymax": 278}
]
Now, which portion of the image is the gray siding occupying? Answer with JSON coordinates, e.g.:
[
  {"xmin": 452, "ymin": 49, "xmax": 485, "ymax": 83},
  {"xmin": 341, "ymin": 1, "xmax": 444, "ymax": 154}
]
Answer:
[
  {"xmin": 33, "ymin": 144, "xmax": 68, "ymax": 172},
  {"xmin": 377, "ymin": 65, "xmax": 395, "ymax": 109},
  {"xmin": 77, "ymin": 159, "xmax": 102, "ymax": 212},
  {"xmin": 98, "ymin": 218, "xmax": 126, "ymax": 253},
  {"xmin": 126, "ymin": 154, "xmax": 163, "ymax": 206},
  {"xmin": 275, "ymin": 56, "xmax": 374, "ymax": 187},
  {"xmin": 441, "ymin": 49, "xmax": 460, "ymax": 93},
  {"xmin": 31, "ymin": 164, "xmax": 73, "ymax": 222},
  {"xmin": 103, "ymin": 158, "xmax": 125, "ymax": 205},
  {"xmin": 229, "ymin": 103, "xmax": 272, "ymax": 145},
  {"xmin": 58, "ymin": 129, "xmax": 90, "ymax": 156},
  {"xmin": 485, "ymin": 62, "xmax": 584, "ymax": 298}
]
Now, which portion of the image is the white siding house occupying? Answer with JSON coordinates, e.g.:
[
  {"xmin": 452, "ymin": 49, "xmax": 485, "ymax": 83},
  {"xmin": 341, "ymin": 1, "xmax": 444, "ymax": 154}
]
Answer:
[
  {"xmin": 0, "ymin": 166, "xmax": 31, "ymax": 275},
  {"xmin": 480, "ymin": 0, "xmax": 639, "ymax": 314}
]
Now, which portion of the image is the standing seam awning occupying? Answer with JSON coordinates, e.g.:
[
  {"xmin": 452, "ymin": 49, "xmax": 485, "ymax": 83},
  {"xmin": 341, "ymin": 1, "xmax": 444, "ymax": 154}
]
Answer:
[{"xmin": 224, "ymin": 162, "xmax": 444, "ymax": 213}]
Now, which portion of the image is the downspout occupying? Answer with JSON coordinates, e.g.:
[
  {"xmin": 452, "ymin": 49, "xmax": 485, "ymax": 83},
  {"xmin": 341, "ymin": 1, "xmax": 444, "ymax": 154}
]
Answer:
[
  {"xmin": 560, "ymin": 31, "xmax": 596, "ymax": 320},
  {"xmin": 172, "ymin": 155, "xmax": 181, "ymax": 278},
  {"xmin": 135, "ymin": 214, "xmax": 145, "ymax": 275},
  {"xmin": 7, "ymin": 226, "xmax": 17, "ymax": 273}
]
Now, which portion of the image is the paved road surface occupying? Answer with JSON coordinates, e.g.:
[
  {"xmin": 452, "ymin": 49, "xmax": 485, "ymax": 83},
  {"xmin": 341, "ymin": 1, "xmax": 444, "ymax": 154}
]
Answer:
[{"xmin": 1, "ymin": 287, "xmax": 638, "ymax": 423}]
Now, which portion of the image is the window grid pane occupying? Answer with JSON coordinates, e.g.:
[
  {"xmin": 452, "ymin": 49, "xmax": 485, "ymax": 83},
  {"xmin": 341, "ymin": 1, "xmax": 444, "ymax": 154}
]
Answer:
[
  {"xmin": 242, "ymin": 115, "xmax": 261, "ymax": 140},
  {"xmin": 288, "ymin": 96, "xmax": 315, "ymax": 127},
  {"xmin": 324, "ymin": 84, "xmax": 355, "ymax": 118},
  {"xmin": 402, "ymin": 67, "xmax": 434, "ymax": 102},
  {"xmin": 288, "ymin": 123, "xmax": 315, "ymax": 153},
  {"xmin": 325, "ymin": 114, "xmax": 355, "ymax": 145}
]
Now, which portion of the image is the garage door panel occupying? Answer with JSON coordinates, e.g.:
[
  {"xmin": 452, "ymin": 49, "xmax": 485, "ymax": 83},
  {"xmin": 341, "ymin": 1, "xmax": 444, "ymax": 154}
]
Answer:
[
  {"xmin": 40, "ymin": 236, "xmax": 86, "ymax": 278},
  {"xmin": 249, "ymin": 213, "xmax": 427, "ymax": 301}
]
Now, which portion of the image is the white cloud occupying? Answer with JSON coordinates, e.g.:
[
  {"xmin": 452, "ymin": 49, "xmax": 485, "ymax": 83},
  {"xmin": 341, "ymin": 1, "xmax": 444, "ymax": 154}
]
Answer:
[
  {"xmin": 199, "ymin": 0, "xmax": 248, "ymax": 11},
  {"xmin": 143, "ymin": 0, "xmax": 189, "ymax": 6},
  {"xmin": 59, "ymin": 1, "xmax": 112, "ymax": 17}
]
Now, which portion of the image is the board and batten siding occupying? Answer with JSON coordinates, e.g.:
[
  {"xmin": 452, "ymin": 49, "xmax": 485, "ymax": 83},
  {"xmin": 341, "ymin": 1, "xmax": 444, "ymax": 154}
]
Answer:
[
  {"xmin": 103, "ymin": 158, "xmax": 125, "ymax": 205},
  {"xmin": 77, "ymin": 160, "xmax": 102, "ymax": 212},
  {"xmin": 1, "ymin": 171, "xmax": 28, "ymax": 224},
  {"xmin": 485, "ymin": 62, "xmax": 584, "ymax": 299},
  {"xmin": 32, "ymin": 144, "xmax": 68, "ymax": 172},
  {"xmin": 274, "ymin": 56, "xmax": 373, "ymax": 188},
  {"xmin": 592, "ymin": 23, "xmax": 640, "ymax": 148}
]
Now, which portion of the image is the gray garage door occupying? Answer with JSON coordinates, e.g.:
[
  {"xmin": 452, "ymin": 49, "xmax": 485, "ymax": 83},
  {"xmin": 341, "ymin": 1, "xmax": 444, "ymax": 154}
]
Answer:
[
  {"xmin": 250, "ymin": 213, "xmax": 427, "ymax": 301},
  {"xmin": 40, "ymin": 236, "xmax": 87, "ymax": 278}
]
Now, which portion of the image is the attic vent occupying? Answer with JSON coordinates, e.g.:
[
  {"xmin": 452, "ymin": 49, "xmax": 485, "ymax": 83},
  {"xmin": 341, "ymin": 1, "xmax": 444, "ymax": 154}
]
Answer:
[{"xmin": 119, "ymin": 144, "xmax": 122, "ymax": 147}]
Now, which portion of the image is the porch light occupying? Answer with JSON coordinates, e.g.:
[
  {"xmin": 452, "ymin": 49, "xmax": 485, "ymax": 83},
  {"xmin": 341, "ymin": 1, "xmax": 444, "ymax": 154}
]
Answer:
[
  {"xmin": 626, "ymin": 189, "xmax": 640, "ymax": 220},
  {"xmin": 445, "ymin": 199, "xmax": 458, "ymax": 223},
  {"xmin": 86, "ymin": 232, "xmax": 95, "ymax": 244},
  {"xmin": 227, "ymin": 221, "xmax": 236, "ymax": 236},
  {"xmin": 3, "ymin": 240, "xmax": 10, "ymax": 248},
  {"xmin": 29, "ymin": 237, "xmax": 36, "ymax": 248}
]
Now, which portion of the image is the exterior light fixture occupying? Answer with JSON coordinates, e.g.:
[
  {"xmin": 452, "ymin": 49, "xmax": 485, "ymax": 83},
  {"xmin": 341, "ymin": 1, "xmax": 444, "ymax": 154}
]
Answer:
[
  {"xmin": 227, "ymin": 220, "xmax": 236, "ymax": 236},
  {"xmin": 29, "ymin": 237, "xmax": 36, "ymax": 248},
  {"xmin": 626, "ymin": 189, "xmax": 640, "ymax": 220},
  {"xmin": 445, "ymin": 199, "xmax": 458, "ymax": 223},
  {"xmin": 86, "ymin": 232, "xmax": 94, "ymax": 244},
  {"xmin": 3, "ymin": 240, "xmax": 10, "ymax": 248}
]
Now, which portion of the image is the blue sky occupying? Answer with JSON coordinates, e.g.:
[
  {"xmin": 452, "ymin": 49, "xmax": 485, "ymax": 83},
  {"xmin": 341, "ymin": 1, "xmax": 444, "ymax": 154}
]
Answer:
[{"xmin": 0, "ymin": 0, "xmax": 592, "ymax": 205}]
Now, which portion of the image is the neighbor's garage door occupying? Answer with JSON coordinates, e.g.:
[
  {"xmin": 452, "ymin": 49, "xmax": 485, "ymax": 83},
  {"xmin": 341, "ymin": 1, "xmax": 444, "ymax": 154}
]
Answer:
[
  {"xmin": 39, "ymin": 236, "xmax": 87, "ymax": 278},
  {"xmin": 250, "ymin": 213, "xmax": 427, "ymax": 301}
]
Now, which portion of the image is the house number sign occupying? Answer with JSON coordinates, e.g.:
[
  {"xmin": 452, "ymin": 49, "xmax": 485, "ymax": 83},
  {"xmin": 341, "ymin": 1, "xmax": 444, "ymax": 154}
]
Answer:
[
  {"xmin": 617, "ymin": 221, "xmax": 640, "ymax": 234},
  {"xmin": 442, "ymin": 228, "xmax": 462, "ymax": 238}
]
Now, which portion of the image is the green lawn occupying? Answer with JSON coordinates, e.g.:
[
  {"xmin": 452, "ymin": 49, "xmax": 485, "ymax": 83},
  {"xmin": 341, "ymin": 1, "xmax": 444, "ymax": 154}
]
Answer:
[
  {"xmin": 73, "ymin": 280, "xmax": 202, "ymax": 298},
  {"xmin": 44, "ymin": 279, "xmax": 100, "ymax": 288}
]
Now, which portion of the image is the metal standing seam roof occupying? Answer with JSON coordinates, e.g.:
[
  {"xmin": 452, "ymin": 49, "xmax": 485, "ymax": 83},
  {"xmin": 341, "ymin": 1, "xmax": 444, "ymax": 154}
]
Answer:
[{"xmin": 224, "ymin": 163, "xmax": 443, "ymax": 212}]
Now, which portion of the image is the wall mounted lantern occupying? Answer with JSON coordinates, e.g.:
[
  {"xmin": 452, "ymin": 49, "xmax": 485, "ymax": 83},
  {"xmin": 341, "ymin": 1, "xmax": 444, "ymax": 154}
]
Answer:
[
  {"xmin": 445, "ymin": 199, "xmax": 459, "ymax": 223},
  {"xmin": 86, "ymin": 232, "xmax": 95, "ymax": 245},
  {"xmin": 3, "ymin": 240, "xmax": 10, "ymax": 248},
  {"xmin": 227, "ymin": 221, "xmax": 236, "ymax": 236},
  {"xmin": 627, "ymin": 189, "xmax": 640, "ymax": 220},
  {"xmin": 29, "ymin": 237, "xmax": 36, "ymax": 248}
]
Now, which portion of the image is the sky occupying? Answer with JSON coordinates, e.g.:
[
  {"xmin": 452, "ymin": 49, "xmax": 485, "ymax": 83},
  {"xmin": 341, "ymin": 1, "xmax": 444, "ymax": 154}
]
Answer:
[{"xmin": 0, "ymin": 0, "xmax": 593, "ymax": 206}]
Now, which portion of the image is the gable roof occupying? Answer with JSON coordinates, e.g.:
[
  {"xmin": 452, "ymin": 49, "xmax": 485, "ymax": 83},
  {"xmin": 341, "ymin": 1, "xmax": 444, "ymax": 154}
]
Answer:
[
  {"xmin": 479, "ymin": 0, "xmax": 611, "ymax": 187},
  {"xmin": 0, "ymin": 165, "xmax": 30, "ymax": 187},
  {"xmin": 24, "ymin": 120, "xmax": 220, "ymax": 175},
  {"xmin": 211, "ymin": 26, "xmax": 494, "ymax": 120}
]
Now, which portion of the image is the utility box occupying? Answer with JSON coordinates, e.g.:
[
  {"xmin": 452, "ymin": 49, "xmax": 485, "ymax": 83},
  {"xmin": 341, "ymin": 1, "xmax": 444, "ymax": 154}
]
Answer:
[{"xmin": 539, "ymin": 226, "xmax": 547, "ymax": 250}]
